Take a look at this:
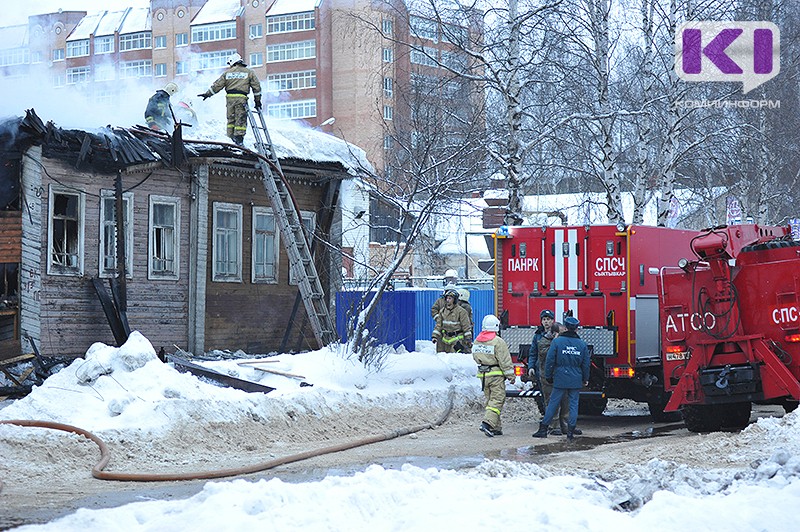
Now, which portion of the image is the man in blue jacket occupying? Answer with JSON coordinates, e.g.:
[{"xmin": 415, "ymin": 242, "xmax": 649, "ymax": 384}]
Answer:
[{"xmin": 532, "ymin": 316, "xmax": 590, "ymax": 440}]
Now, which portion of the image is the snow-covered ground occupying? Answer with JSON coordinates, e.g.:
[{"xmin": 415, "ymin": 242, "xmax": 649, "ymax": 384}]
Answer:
[{"xmin": 2, "ymin": 331, "xmax": 800, "ymax": 531}]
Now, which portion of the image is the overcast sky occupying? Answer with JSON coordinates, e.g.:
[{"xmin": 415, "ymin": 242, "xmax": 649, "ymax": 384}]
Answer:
[{"xmin": 6, "ymin": 0, "xmax": 151, "ymax": 26}]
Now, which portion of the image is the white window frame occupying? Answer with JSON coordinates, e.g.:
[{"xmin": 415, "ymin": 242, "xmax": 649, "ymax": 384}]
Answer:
[
  {"xmin": 266, "ymin": 40, "xmax": 316, "ymax": 63},
  {"xmin": 66, "ymin": 39, "xmax": 89, "ymax": 58},
  {"xmin": 154, "ymin": 35, "xmax": 167, "ymax": 49},
  {"xmin": 289, "ymin": 211, "xmax": 316, "ymax": 285},
  {"xmin": 192, "ymin": 49, "xmax": 236, "ymax": 71},
  {"xmin": 212, "ymin": 202, "xmax": 243, "ymax": 282},
  {"xmin": 382, "ymin": 18, "xmax": 393, "ymax": 36},
  {"xmin": 66, "ymin": 66, "xmax": 91, "ymax": 84},
  {"xmin": 94, "ymin": 63, "xmax": 116, "ymax": 82},
  {"xmin": 383, "ymin": 77, "xmax": 393, "ymax": 98},
  {"xmin": 249, "ymin": 52, "xmax": 263, "ymax": 67},
  {"xmin": 119, "ymin": 32, "xmax": 152, "ymax": 51},
  {"xmin": 176, "ymin": 33, "xmax": 189, "ymax": 46},
  {"xmin": 154, "ymin": 63, "xmax": 167, "ymax": 77},
  {"xmin": 191, "ymin": 21, "xmax": 237, "ymax": 43},
  {"xmin": 149, "ymin": 195, "xmax": 181, "ymax": 280},
  {"xmin": 382, "ymin": 47, "xmax": 393, "ymax": 63},
  {"xmin": 410, "ymin": 15, "xmax": 438, "ymax": 42},
  {"xmin": 252, "ymin": 206, "xmax": 279, "ymax": 284},
  {"xmin": 411, "ymin": 47, "xmax": 438, "ymax": 67},
  {"xmin": 249, "ymin": 23, "xmax": 263, "ymax": 39},
  {"xmin": 47, "ymin": 187, "xmax": 85, "ymax": 276},
  {"xmin": 266, "ymin": 70, "xmax": 316, "ymax": 91},
  {"xmin": 53, "ymin": 48, "xmax": 65, "ymax": 61},
  {"xmin": 266, "ymin": 12, "xmax": 315, "ymax": 34},
  {"xmin": 383, "ymin": 105, "xmax": 393, "ymax": 121},
  {"xmin": 99, "ymin": 191, "xmax": 134, "ymax": 278},
  {"xmin": 176, "ymin": 60, "xmax": 188, "ymax": 75},
  {"xmin": 120, "ymin": 60, "xmax": 152, "ymax": 79},
  {"xmin": 94, "ymin": 35, "xmax": 114, "ymax": 54},
  {"xmin": 267, "ymin": 99, "xmax": 317, "ymax": 120}
]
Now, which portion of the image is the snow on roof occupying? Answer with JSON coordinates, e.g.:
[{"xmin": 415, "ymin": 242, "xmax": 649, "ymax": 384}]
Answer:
[
  {"xmin": 192, "ymin": 0, "xmax": 244, "ymax": 25},
  {"xmin": 266, "ymin": 0, "xmax": 321, "ymax": 16},
  {"xmin": 118, "ymin": 7, "xmax": 151, "ymax": 35},
  {"xmin": 67, "ymin": 11, "xmax": 103, "ymax": 41},
  {"xmin": 93, "ymin": 10, "xmax": 128, "ymax": 36},
  {"xmin": 433, "ymin": 197, "xmax": 493, "ymax": 258},
  {"xmin": 483, "ymin": 189, "xmax": 508, "ymax": 200},
  {"xmin": 0, "ymin": 25, "xmax": 28, "ymax": 48}
]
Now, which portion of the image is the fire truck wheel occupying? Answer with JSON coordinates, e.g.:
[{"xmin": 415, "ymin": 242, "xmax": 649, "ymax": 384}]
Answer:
[
  {"xmin": 647, "ymin": 400, "xmax": 682, "ymax": 423},
  {"xmin": 783, "ymin": 399, "xmax": 799, "ymax": 413},
  {"xmin": 718, "ymin": 402, "xmax": 752, "ymax": 430},
  {"xmin": 682, "ymin": 405, "xmax": 721, "ymax": 433}
]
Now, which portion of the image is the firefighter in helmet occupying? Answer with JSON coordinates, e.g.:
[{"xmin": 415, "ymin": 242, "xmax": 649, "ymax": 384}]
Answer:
[
  {"xmin": 430, "ymin": 269, "xmax": 459, "ymax": 317},
  {"xmin": 145, "ymin": 82, "xmax": 178, "ymax": 132},
  {"xmin": 473, "ymin": 314, "xmax": 515, "ymax": 437},
  {"xmin": 457, "ymin": 288, "xmax": 474, "ymax": 348},
  {"xmin": 198, "ymin": 52, "xmax": 262, "ymax": 146},
  {"xmin": 432, "ymin": 288, "xmax": 472, "ymax": 353}
]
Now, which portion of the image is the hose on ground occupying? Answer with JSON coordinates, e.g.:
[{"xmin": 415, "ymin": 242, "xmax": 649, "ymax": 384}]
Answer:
[{"xmin": 0, "ymin": 389, "xmax": 454, "ymax": 484}]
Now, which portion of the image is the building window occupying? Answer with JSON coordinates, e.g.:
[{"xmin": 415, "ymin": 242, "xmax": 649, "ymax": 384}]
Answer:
[
  {"xmin": 266, "ymin": 70, "xmax": 316, "ymax": 91},
  {"xmin": 99, "ymin": 191, "xmax": 134, "ymax": 278},
  {"xmin": 212, "ymin": 202, "xmax": 242, "ymax": 282},
  {"xmin": 249, "ymin": 24, "xmax": 263, "ymax": 39},
  {"xmin": 249, "ymin": 52, "xmax": 263, "ymax": 67},
  {"xmin": 266, "ymin": 12, "xmax": 315, "ymax": 34},
  {"xmin": 48, "ymin": 189, "xmax": 84, "ymax": 275},
  {"xmin": 0, "ymin": 48, "xmax": 30, "ymax": 66},
  {"xmin": 411, "ymin": 47, "xmax": 438, "ymax": 67},
  {"xmin": 154, "ymin": 63, "xmax": 167, "ymax": 77},
  {"xmin": 94, "ymin": 89, "xmax": 114, "ymax": 105},
  {"xmin": 383, "ymin": 135, "xmax": 392, "ymax": 150},
  {"xmin": 383, "ymin": 77, "xmax": 393, "ymax": 98},
  {"xmin": 94, "ymin": 64, "xmax": 116, "ymax": 82},
  {"xmin": 382, "ymin": 18, "xmax": 393, "ymax": 36},
  {"xmin": 192, "ymin": 50, "xmax": 236, "ymax": 71},
  {"xmin": 267, "ymin": 99, "xmax": 317, "ymax": 120},
  {"xmin": 176, "ymin": 33, "xmax": 188, "ymax": 46},
  {"xmin": 289, "ymin": 212, "xmax": 316, "ymax": 285},
  {"xmin": 266, "ymin": 40, "xmax": 316, "ymax": 62},
  {"xmin": 53, "ymin": 48, "xmax": 65, "ymax": 61},
  {"xmin": 120, "ymin": 60, "xmax": 152, "ymax": 78},
  {"xmin": 252, "ymin": 207, "xmax": 278, "ymax": 283},
  {"xmin": 176, "ymin": 61, "xmax": 188, "ymax": 75},
  {"xmin": 149, "ymin": 195, "xmax": 180, "ymax": 280},
  {"xmin": 66, "ymin": 66, "xmax": 91, "ymax": 84},
  {"xmin": 52, "ymin": 74, "xmax": 65, "ymax": 87},
  {"xmin": 410, "ymin": 15, "xmax": 438, "ymax": 42},
  {"xmin": 383, "ymin": 105, "xmax": 393, "ymax": 120},
  {"xmin": 31, "ymin": 51, "xmax": 43, "ymax": 64},
  {"xmin": 191, "ymin": 21, "xmax": 236, "ymax": 43},
  {"xmin": 154, "ymin": 35, "xmax": 167, "ymax": 49},
  {"xmin": 94, "ymin": 35, "xmax": 114, "ymax": 54},
  {"xmin": 119, "ymin": 32, "xmax": 152, "ymax": 51},
  {"xmin": 382, "ymin": 48, "xmax": 393, "ymax": 63},
  {"xmin": 66, "ymin": 39, "xmax": 89, "ymax": 58}
]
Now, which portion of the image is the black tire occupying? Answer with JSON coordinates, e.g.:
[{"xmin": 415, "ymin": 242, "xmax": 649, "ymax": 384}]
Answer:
[
  {"xmin": 682, "ymin": 404, "xmax": 722, "ymax": 433},
  {"xmin": 647, "ymin": 399, "xmax": 683, "ymax": 423},
  {"xmin": 718, "ymin": 402, "xmax": 752, "ymax": 430},
  {"xmin": 783, "ymin": 399, "xmax": 799, "ymax": 413},
  {"xmin": 579, "ymin": 395, "xmax": 608, "ymax": 416}
]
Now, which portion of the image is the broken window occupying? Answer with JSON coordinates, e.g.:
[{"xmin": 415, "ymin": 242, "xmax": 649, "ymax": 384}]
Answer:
[
  {"xmin": 252, "ymin": 207, "xmax": 278, "ymax": 283},
  {"xmin": 149, "ymin": 196, "xmax": 180, "ymax": 280},
  {"xmin": 213, "ymin": 202, "xmax": 242, "ymax": 282},
  {"xmin": 48, "ymin": 189, "xmax": 83, "ymax": 275},
  {"xmin": 99, "ymin": 191, "xmax": 133, "ymax": 278}
]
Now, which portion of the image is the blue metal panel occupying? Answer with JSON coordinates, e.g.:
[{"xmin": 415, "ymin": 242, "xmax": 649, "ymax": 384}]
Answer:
[
  {"xmin": 335, "ymin": 290, "xmax": 417, "ymax": 351},
  {"xmin": 416, "ymin": 289, "xmax": 495, "ymax": 340}
]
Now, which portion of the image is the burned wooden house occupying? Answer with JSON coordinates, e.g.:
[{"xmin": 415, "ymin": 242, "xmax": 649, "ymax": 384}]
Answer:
[{"xmin": 0, "ymin": 110, "xmax": 360, "ymax": 367}]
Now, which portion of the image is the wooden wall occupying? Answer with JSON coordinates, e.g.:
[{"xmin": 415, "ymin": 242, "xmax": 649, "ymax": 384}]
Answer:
[
  {"xmin": 28, "ymin": 155, "xmax": 192, "ymax": 358},
  {"xmin": 203, "ymin": 165, "xmax": 330, "ymax": 354}
]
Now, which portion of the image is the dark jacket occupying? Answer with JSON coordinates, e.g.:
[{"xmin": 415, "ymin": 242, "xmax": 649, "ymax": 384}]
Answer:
[
  {"xmin": 526, "ymin": 325, "xmax": 546, "ymax": 371},
  {"xmin": 145, "ymin": 90, "xmax": 173, "ymax": 131},
  {"xmin": 544, "ymin": 330, "xmax": 590, "ymax": 389}
]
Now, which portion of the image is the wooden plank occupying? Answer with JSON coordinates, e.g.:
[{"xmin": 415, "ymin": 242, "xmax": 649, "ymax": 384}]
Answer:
[{"xmin": 244, "ymin": 365, "xmax": 305, "ymax": 380}]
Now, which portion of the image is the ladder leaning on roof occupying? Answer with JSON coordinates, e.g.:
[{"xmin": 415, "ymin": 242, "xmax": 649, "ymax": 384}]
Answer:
[{"xmin": 246, "ymin": 106, "xmax": 338, "ymax": 347}]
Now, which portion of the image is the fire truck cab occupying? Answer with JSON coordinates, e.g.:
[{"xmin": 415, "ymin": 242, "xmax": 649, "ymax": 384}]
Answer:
[{"xmin": 495, "ymin": 223, "xmax": 700, "ymax": 419}]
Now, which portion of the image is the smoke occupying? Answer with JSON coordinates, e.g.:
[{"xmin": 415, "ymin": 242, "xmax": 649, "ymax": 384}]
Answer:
[{"xmin": 4, "ymin": 1, "xmax": 151, "ymax": 26}]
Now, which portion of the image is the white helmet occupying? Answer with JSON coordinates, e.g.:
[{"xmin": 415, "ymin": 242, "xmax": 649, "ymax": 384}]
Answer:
[
  {"xmin": 457, "ymin": 288, "xmax": 470, "ymax": 303},
  {"xmin": 226, "ymin": 52, "xmax": 243, "ymax": 66},
  {"xmin": 163, "ymin": 82, "xmax": 178, "ymax": 96},
  {"xmin": 444, "ymin": 269, "xmax": 458, "ymax": 279},
  {"xmin": 482, "ymin": 314, "xmax": 500, "ymax": 332}
]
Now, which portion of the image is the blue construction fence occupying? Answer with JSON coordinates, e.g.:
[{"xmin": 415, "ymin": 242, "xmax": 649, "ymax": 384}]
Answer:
[{"xmin": 336, "ymin": 288, "xmax": 495, "ymax": 351}]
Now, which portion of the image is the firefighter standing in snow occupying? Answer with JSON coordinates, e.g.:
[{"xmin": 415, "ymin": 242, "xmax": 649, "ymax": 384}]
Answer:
[
  {"xmin": 533, "ymin": 316, "xmax": 590, "ymax": 440},
  {"xmin": 430, "ymin": 269, "xmax": 459, "ymax": 317},
  {"xmin": 432, "ymin": 288, "xmax": 471, "ymax": 353},
  {"xmin": 473, "ymin": 314, "xmax": 515, "ymax": 437},
  {"xmin": 198, "ymin": 53, "xmax": 262, "ymax": 146},
  {"xmin": 145, "ymin": 82, "xmax": 178, "ymax": 132}
]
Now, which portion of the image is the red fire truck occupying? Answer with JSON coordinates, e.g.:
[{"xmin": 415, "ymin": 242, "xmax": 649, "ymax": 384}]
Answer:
[
  {"xmin": 658, "ymin": 224, "xmax": 800, "ymax": 431},
  {"xmin": 495, "ymin": 223, "xmax": 701, "ymax": 420}
]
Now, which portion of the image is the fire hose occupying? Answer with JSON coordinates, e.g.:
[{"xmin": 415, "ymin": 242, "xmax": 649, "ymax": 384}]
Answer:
[{"xmin": 0, "ymin": 390, "xmax": 453, "ymax": 487}]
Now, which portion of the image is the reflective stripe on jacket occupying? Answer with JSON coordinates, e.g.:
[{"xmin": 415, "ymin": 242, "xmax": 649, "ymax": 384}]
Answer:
[{"xmin": 472, "ymin": 334, "xmax": 514, "ymax": 379}]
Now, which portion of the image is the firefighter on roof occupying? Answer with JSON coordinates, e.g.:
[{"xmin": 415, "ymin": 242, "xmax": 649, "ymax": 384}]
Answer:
[
  {"xmin": 145, "ymin": 82, "xmax": 178, "ymax": 132},
  {"xmin": 473, "ymin": 314, "xmax": 515, "ymax": 437},
  {"xmin": 198, "ymin": 52, "xmax": 262, "ymax": 146},
  {"xmin": 432, "ymin": 288, "xmax": 471, "ymax": 353}
]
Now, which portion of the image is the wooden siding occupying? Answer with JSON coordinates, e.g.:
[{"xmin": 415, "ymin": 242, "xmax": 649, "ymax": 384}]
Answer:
[
  {"xmin": 203, "ymin": 165, "xmax": 330, "ymax": 353},
  {"xmin": 0, "ymin": 211, "xmax": 21, "ymax": 263},
  {"xmin": 20, "ymin": 146, "xmax": 43, "ymax": 355},
  {"xmin": 29, "ymin": 155, "xmax": 192, "ymax": 358}
]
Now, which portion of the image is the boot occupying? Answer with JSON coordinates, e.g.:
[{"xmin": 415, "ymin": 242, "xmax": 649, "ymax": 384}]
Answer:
[
  {"xmin": 567, "ymin": 425, "xmax": 576, "ymax": 441},
  {"xmin": 480, "ymin": 421, "xmax": 495, "ymax": 438},
  {"xmin": 233, "ymin": 135, "xmax": 244, "ymax": 146},
  {"xmin": 532, "ymin": 422, "xmax": 549, "ymax": 438}
]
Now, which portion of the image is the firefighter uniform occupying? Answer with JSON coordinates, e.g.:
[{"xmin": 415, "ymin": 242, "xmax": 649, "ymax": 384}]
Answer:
[
  {"xmin": 432, "ymin": 292, "xmax": 472, "ymax": 353},
  {"xmin": 199, "ymin": 58, "xmax": 262, "ymax": 145},
  {"xmin": 473, "ymin": 315, "xmax": 514, "ymax": 436}
]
